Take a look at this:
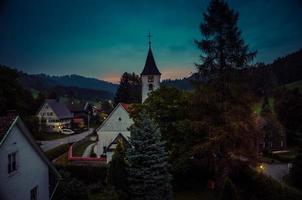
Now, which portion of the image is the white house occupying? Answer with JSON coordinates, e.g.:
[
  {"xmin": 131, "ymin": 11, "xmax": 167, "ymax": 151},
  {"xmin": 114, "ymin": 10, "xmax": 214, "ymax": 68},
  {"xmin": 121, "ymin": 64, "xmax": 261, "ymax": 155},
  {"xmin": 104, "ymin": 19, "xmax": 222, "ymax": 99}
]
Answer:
[
  {"xmin": 95, "ymin": 41, "xmax": 161, "ymax": 163},
  {"xmin": 95, "ymin": 103, "xmax": 133, "ymax": 162},
  {"xmin": 0, "ymin": 113, "xmax": 61, "ymax": 200},
  {"xmin": 37, "ymin": 99, "xmax": 73, "ymax": 132}
]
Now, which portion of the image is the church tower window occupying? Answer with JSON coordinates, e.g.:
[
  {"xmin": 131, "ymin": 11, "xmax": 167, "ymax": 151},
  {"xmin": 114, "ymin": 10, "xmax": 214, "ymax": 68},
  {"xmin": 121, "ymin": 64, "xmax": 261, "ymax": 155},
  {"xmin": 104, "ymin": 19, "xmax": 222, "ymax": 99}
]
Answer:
[
  {"xmin": 148, "ymin": 84, "xmax": 153, "ymax": 91},
  {"xmin": 148, "ymin": 75, "xmax": 154, "ymax": 82}
]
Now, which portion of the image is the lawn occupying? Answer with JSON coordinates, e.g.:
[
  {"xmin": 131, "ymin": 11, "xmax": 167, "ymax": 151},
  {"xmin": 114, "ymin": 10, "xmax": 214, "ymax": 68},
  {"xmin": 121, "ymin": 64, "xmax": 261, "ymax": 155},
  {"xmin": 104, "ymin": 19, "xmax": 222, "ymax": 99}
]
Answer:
[
  {"xmin": 285, "ymin": 80, "xmax": 302, "ymax": 91},
  {"xmin": 73, "ymin": 140, "xmax": 95, "ymax": 157},
  {"xmin": 45, "ymin": 143, "xmax": 70, "ymax": 161},
  {"xmin": 54, "ymin": 152, "xmax": 69, "ymax": 165}
]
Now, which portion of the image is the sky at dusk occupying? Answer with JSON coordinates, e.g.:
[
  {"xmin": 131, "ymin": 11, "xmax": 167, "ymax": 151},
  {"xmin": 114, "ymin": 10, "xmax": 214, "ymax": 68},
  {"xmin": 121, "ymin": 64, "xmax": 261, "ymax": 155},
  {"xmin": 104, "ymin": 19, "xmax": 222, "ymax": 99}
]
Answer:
[{"xmin": 0, "ymin": 0, "xmax": 302, "ymax": 83}]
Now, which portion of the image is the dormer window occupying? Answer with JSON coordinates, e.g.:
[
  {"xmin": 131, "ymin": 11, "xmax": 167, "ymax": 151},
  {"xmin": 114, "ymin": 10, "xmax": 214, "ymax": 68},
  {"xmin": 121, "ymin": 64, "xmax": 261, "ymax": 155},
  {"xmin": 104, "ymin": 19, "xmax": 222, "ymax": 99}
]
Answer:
[
  {"xmin": 148, "ymin": 75, "xmax": 154, "ymax": 82},
  {"xmin": 149, "ymin": 84, "xmax": 153, "ymax": 91}
]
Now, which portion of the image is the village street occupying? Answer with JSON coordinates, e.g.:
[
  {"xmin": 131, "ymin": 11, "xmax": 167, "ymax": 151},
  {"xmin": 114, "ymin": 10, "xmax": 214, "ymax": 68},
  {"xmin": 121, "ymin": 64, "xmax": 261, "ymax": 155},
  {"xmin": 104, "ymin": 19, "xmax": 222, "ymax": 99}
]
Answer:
[{"xmin": 40, "ymin": 128, "xmax": 94, "ymax": 151}]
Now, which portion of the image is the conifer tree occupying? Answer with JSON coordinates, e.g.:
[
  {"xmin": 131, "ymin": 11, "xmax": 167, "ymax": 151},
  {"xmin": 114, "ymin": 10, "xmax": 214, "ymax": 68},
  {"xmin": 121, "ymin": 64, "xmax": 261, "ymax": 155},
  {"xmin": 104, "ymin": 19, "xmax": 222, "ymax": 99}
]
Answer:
[
  {"xmin": 126, "ymin": 111, "xmax": 172, "ymax": 200},
  {"xmin": 107, "ymin": 140, "xmax": 129, "ymax": 200},
  {"xmin": 114, "ymin": 72, "xmax": 141, "ymax": 104},
  {"xmin": 195, "ymin": 0, "xmax": 256, "ymax": 78}
]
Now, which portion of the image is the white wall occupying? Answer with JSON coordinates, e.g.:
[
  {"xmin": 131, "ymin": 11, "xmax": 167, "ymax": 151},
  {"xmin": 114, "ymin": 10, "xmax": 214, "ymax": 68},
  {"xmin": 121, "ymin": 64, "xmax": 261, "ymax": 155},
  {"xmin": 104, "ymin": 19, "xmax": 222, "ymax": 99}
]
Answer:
[
  {"xmin": 37, "ymin": 103, "xmax": 59, "ymax": 123},
  {"xmin": 141, "ymin": 75, "xmax": 161, "ymax": 102},
  {"xmin": 96, "ymin": 104, "xmax": 133, "ymax": 162},
  {"xmin": 98, "ymin": 105, "xmax": 133, "ymax": 132},
  {"xmin": 0, "ymin": 125, "xmax": 50, "ymax": 200}
]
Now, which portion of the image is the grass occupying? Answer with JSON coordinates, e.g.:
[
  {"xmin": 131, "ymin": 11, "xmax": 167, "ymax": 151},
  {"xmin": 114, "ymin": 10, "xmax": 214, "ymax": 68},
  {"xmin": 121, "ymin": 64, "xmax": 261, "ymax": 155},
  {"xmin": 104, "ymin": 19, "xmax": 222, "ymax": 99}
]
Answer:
[
  {"xmin": 54, "ymin": 152, "xmax": 69, "ymax": 165},
  {"xmin": 73, "ymin": 140, "xmax": 95, "ymax": 157},
  {"xmin": 285, "ymin": 80, "xmax": 302, "ymax": 91},
  {"xmin": 45, "ymin": 143, "xmax": 70, "ymax": 161}
]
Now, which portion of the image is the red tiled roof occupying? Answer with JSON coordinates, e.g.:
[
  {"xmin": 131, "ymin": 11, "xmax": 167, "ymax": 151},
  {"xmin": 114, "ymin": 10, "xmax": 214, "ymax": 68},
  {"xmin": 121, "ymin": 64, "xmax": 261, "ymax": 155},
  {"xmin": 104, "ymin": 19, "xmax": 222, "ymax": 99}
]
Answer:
[
  {"xmin": 0, "ymin": 113, "xmax": 18, "ymax": 141},
  {"xmin": 121, "ymin": 103, "xmax": 131, "ymax": 112}
]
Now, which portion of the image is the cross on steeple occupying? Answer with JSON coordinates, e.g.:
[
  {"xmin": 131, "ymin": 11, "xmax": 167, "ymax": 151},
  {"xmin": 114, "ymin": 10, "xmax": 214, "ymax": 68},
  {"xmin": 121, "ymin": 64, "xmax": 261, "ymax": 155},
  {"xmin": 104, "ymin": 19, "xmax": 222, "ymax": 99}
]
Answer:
[{"xmin": 147, "ymin": 31, "xmax": 152, "ymax": 48}]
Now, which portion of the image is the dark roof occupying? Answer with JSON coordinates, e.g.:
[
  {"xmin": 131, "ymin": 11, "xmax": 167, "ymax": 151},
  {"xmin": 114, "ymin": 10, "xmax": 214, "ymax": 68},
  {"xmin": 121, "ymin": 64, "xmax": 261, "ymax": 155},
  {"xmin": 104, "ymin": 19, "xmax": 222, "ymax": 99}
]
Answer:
[
  {"xmin": 45, "ymin": 99, "xmax": 73, "ymax": 119},
  {"xmin": 121, "ymin": 103, "xmax": 131, "ymax": 112},
  {"xmin": 67, "ymin": 102, "xmax": 88, "ymax": 113},
  {"xmin": 141, "ymin": 48, "xmax": 161, "ymax": 75}
]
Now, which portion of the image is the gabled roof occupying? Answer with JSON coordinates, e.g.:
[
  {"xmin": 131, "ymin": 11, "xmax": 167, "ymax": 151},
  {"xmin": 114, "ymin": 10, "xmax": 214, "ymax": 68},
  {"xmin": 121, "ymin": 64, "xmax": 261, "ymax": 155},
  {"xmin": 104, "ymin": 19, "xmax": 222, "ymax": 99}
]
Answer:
[
  {"xmin": 141, "ymin": 47, "xmax": 161, "ymax": 75},
  {"xmin": 96, "ymin": 103, "xmax": 131, "ymax": 132},
  {"xmin": 121, "ymin": 103, "xmax": 131, "ymax": 112},
  {"xmin": 0, "ymin": 115, "xmax": 61, "ymax": 198},
  {"xmin": 45, "ymin": 99, "xmax": 73, "ymax": 119}
]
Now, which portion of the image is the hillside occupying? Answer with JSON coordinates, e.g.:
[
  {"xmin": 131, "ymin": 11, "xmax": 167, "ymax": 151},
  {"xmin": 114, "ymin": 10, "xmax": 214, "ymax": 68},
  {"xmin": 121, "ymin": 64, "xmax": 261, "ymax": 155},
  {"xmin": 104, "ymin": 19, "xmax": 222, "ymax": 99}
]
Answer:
[
  {"xmin": 268, "ymin": 48, "xmax": 302, "ymax": 85},
  {"xmin": 18, "ymin": 72, "xmax": 118, "ymax": 93}
]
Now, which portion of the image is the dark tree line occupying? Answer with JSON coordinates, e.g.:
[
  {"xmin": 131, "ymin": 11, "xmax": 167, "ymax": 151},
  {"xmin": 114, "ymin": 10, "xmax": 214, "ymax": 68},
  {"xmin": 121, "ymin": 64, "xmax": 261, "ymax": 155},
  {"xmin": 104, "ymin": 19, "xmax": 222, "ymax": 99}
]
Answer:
[{"xmin": 114, "ymin": 72, "xmax": 141, "ymax": 105}]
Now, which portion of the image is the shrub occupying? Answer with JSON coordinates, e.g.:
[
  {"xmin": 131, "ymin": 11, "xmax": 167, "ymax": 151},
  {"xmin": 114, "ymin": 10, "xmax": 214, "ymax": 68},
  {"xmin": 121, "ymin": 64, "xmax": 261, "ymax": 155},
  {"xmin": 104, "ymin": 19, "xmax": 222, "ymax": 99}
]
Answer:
[{"xmin": 55, "ymin": 165, "xmax": 107, "ymax": 185}]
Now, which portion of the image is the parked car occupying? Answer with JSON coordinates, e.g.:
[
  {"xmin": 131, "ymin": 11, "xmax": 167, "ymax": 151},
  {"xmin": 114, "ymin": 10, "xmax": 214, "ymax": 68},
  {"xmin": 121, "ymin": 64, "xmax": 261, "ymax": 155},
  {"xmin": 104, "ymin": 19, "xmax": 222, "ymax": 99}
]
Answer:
[{"xmin": 60, "ymin": 129, "xmax": 74, "ymax": 135}]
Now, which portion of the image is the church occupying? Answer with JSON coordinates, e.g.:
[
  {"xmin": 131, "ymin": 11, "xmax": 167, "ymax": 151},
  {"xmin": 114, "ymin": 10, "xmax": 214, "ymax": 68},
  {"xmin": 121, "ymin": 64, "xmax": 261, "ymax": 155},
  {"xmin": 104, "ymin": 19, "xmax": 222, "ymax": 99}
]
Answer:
[{"xmin": 95, "ymin": 39, "xmax": 161, "ymax": 162}]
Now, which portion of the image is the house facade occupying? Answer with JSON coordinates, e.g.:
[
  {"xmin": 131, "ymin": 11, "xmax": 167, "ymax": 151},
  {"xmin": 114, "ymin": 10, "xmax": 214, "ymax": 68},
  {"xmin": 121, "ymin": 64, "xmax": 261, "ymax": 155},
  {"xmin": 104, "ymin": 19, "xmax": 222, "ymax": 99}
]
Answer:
[
  {"xmin": 0, "ymin": 114, "xmax": 60, "ymax": 200},
  {"xmin": 95, "ymin": 103, "xmax": 133, "ymax": 162},
  {"xmin": 37, "ymin": 99, "xmax": 73, "ymax": 132}
]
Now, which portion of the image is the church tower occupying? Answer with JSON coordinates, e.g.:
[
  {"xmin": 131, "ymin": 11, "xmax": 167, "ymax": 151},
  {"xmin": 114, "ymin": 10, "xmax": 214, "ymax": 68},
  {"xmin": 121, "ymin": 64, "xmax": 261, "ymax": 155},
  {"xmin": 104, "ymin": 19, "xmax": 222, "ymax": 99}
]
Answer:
[{"xmin": 141, "ymin": 33, "xmax": 161, "ymax": 103}]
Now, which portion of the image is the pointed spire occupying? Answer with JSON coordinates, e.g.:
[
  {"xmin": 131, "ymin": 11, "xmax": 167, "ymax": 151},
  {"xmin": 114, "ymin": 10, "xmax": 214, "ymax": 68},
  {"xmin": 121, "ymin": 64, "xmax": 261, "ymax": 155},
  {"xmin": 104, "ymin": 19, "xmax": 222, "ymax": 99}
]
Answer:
[{"xmin": 141, "ymin": 31, "xmax": 161, "ymax": 75}]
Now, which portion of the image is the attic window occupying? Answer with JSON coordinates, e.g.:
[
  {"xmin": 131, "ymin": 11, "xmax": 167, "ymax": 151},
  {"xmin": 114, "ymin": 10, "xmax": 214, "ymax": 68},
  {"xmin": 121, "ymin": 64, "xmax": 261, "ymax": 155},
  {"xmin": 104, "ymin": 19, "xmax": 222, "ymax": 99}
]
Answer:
[{"xmin": 118, "ymin": 117, "xmax": 122, "ymax": 121}]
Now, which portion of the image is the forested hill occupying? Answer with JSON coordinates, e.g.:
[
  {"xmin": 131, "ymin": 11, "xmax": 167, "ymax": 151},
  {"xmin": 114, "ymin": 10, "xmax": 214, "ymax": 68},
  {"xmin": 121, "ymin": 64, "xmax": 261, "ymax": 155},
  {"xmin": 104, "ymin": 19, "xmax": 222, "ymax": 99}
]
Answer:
[
  {"xmin": 163, "ymin": 48, "xmax": 302, "ymax": 91},
  {"xmin": 267, "ymin": 48, "xmax": 302, "ymax": 85},
  {"xmin": 18, "ymin": 73, "xmax": 118, "ymax": 93}
]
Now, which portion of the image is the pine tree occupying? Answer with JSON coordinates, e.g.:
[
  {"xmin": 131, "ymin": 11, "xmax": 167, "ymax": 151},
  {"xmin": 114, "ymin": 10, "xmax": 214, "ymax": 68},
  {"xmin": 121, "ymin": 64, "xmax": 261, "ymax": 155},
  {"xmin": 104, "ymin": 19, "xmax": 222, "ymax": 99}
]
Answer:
[
  {"xmin": 126, "ymin": 111, "xmax": 172, "ymax": 200},
  {"xmin": 195, "ymin": 0, "xmax": 256, "ymax": 78},
  {"xmin": 114, "ymin": 72, "xmax": 141, "ymax": 104},
  {"xmin": 107, "ymin": 140, "xmax": 129, "ymax": 200}
]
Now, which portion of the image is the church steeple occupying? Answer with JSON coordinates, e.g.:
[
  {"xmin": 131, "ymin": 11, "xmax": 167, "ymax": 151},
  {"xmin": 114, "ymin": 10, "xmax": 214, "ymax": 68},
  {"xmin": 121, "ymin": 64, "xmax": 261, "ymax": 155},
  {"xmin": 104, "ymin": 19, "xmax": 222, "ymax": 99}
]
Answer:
[{"xmin": 141, "ymin": 32, "xmax": 161, "ymax": 103}]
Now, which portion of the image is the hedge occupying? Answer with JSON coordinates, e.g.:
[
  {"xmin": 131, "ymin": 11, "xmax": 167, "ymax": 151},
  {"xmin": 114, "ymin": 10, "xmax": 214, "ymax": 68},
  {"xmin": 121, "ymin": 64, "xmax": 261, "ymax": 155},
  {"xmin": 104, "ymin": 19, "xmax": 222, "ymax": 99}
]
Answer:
[{"xmin": 55, "ymin": 164, "xmax": 108, "ymax": 185}]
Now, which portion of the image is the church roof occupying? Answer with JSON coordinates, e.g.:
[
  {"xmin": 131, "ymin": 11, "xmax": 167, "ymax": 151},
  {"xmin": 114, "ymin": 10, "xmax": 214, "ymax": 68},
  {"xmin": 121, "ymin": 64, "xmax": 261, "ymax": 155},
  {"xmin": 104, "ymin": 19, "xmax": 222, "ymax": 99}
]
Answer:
[{"xmin": 141, "ymin": 48, "xmax": 161, "ymax": 75}]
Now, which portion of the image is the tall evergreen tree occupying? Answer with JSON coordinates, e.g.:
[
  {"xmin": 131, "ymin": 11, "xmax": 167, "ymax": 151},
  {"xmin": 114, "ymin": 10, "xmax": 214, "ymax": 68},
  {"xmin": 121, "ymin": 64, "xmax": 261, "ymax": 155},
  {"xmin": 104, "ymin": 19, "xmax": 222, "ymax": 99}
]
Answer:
[
  {"xmin": 107, "ymin": 140, "xmax": 129, "ymax": 200},
  {"xmin": 195, "ymin": 0, "xmax": 256, "ymax": 78},
  {"xmin": 114, "ymin": 72, "xmax": 141, "ymax": 104},
  {"xmin": 127, "ymin": 111, "xmax": 172, "ymax": 200}
]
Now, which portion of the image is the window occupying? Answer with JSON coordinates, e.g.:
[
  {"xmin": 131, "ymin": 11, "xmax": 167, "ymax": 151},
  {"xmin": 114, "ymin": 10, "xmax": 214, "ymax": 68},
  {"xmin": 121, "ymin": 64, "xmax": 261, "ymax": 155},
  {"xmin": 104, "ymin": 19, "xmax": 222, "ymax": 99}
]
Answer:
[
  {"xmin": 118, "ymin": 117, "xmax": 121, "ymax": 121},
  {"xmin": 148, "ymin": 75, "xmax": 154, "ymax": 82},
  {"xmin": 148, "ymin": 84, "xmax": 153, "ymax": 91},
  {"xmin": 8, "ymin": 152, "xmax": 17, "ymax": 174},
  {"xmin": 30, "ymin": 186, "xmax": 38, "ymax": 200}
]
